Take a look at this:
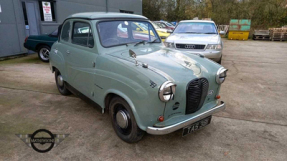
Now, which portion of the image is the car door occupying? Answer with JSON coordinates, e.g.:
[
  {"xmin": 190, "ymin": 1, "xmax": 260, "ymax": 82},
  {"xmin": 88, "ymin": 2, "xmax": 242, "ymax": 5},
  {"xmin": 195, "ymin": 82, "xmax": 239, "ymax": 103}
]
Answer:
[
  {"xmin": 65, "ymin": 20, "xmax": 97, "ymax": 99},
  {"xmin": 57, "ymin": 20, "xmax": 72, "ymax": 81}
]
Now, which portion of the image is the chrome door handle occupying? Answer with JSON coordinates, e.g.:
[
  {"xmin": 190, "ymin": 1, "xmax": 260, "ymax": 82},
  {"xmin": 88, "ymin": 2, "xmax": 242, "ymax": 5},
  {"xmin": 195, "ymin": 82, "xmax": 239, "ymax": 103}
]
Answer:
[{"xmin": 66, "ymin": 50, "xmax": 70, "ymax": 54}]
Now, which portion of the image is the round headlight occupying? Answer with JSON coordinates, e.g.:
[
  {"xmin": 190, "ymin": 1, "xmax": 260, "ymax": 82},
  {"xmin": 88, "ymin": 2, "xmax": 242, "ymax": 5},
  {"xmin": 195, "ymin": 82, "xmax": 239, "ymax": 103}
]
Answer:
[
  {"xmin": 216, "ymin": 67, "xmax": 228, "ymax": 84},
  {"xmin": 159, "ymin": 81, "xmax": 176, "ymax": 102}
]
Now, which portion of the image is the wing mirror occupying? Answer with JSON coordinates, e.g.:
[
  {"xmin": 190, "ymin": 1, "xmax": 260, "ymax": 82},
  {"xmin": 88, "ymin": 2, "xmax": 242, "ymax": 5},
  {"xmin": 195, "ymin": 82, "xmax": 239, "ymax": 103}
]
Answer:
[
  {"xmin": 129, "ymin": 50, "xmax": 138, "ymax": 66},
  {"xmin": 136, "ymin": 28, "xmax": 141, "ymax": 31},
  {"xmin": 219, "ymin": 31, "xmax": 226, "ymax": 35}
]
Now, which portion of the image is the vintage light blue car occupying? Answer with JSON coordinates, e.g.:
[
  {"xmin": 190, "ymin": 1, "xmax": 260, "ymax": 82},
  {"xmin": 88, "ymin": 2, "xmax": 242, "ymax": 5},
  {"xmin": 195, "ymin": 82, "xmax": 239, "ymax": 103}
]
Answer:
[{"xmin": 49, "ymin": 12, "xmax": 227, "ymax": 143}]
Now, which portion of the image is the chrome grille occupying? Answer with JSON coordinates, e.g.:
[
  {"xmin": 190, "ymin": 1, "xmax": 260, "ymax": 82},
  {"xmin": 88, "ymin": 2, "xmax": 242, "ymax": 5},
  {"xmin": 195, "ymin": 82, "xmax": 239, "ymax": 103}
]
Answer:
[
  {"xmin": 176, "ymin": 44, "xmax": 205, "ymax": 49},
  {"xmin": 186, "ymin": 78, "xmax": 209, "ymax": 114}
]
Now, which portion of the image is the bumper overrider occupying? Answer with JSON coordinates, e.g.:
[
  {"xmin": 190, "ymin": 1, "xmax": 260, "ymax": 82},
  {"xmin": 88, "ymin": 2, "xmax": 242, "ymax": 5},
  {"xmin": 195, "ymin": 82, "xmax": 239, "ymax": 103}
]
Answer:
[{"xmin": 146, "ymin": 101, "xmax": 226, "ymax": 135}]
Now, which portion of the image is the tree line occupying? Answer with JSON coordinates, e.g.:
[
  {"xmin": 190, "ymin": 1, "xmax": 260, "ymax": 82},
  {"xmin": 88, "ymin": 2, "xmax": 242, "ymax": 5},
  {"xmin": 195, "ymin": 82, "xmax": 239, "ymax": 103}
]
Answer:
[{"xmin": 143, "ymin": 0, "xmax": 287, "ymax": 29}]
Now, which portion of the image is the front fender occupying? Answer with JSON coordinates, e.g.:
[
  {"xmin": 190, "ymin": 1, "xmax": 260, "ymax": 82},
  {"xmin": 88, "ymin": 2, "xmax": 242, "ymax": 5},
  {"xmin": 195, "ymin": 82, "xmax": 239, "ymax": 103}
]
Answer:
[{"xmin": 49, "ymin": 42, "xmax": 67, "ymax": 80}]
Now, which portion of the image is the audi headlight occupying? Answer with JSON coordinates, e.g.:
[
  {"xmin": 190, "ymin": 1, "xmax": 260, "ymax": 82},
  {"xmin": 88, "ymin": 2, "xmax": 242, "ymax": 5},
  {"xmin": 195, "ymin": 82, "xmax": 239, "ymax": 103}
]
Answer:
[
  {"xmin": 206, "ymin": 44, "xmax": 222, "ymax": 50},
  {"xmin": 216, "ymin": 67, "xmax": 228, "ymax": 84},
  {"xmin": 164, "ymin": 42, "xmax": 175, "ymax": 48},
  {"xmin": 159, "ymin": 81, "xmax": 176, "ymax": 102}
]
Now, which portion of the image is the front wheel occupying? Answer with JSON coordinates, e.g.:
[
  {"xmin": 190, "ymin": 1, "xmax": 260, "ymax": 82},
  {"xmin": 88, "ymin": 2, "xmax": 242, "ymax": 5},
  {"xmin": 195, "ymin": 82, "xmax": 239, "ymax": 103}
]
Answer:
[
  {"xmin": 55, "ymin": 69, "xmax": 71, "ymax": 95},
  {"xmin": 38, "ymin": 45, "xmax": 50, "ymax": 62},
  {"xmin": 109, "ymin": 97, "xmax": 144, "ymax": 143}
]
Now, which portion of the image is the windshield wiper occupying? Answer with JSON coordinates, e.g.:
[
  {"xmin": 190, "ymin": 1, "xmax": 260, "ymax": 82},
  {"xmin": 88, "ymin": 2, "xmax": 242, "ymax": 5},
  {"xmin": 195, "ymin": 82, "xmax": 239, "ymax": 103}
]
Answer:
[
  {"xmin": 147, "ymin": 38, "xmax": 159, "ymax": 44},
  {"xmin": 204, "ymin": 32, "xmax": 217, "ymax": 34},
  {"xmin": 134, "ymin": 40, "xmax": 146, "ymax": 46}
]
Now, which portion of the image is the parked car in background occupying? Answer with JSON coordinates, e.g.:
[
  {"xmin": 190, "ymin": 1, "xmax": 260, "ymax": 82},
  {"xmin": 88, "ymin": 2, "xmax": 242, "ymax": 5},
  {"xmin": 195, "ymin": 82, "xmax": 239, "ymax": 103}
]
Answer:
[
  {"xmin": 151, "ymin": 22, "xmax": 172, "ymax": 41},
  {"xmin": 50, "ymin": 12, "xmax": 227, "ymax": 143},
  {"xmin": 24, "ymin": 29, "xmax": 58, "ymax": 62},
  {"xmin": 154, "ymin": 21, "xmax": 175, "ymax": 30},
  {"xmin": 165, "ymin": 20, "xmax": 225, "ymax": 64},
  {"xmin": 161, "ymin": 20, "xmax": 176, "ymax": 27}
]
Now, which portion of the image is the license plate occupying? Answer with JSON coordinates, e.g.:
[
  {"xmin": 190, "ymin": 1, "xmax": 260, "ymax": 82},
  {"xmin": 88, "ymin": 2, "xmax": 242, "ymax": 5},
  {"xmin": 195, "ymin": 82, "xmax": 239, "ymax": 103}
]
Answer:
[{"xmin": 182, "ymin": 116, "xmax": 212, "ymax": 137}]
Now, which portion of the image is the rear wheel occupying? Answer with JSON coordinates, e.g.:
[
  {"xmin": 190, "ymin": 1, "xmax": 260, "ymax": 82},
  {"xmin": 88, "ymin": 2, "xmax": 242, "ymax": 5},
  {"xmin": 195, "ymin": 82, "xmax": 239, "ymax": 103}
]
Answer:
[
  {"xmin": 109, "ymin": 96, "xmax": 144, "ymax": 143},
  {"xmin": 55, "ymin": 69, "xmax": 71, "ymax": 95},
  {"xmin": 37, "ymin": 45, "xmax": 50, "ymax": 62}
]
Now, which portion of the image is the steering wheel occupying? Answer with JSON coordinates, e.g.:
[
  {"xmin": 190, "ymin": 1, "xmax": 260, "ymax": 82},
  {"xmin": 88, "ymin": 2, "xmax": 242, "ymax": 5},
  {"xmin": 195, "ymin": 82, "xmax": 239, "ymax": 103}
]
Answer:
[{"xmin": 103, "ymin": 38, "xmax": 120, "ymax": 45}]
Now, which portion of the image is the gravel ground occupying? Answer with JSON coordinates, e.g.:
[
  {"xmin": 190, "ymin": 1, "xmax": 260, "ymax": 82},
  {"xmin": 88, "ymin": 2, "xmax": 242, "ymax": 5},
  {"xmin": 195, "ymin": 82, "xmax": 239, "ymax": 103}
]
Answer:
[{"xmin": 0, "ymin": 39, "xmax": 287, "ymax": 161}]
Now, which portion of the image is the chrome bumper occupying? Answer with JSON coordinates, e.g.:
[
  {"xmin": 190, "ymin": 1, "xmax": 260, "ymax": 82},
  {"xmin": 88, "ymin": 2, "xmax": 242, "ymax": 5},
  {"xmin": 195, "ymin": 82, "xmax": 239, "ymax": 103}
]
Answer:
[{"xmin": 146, "ymin": 101, "xmax": 226, "ymax": 135}]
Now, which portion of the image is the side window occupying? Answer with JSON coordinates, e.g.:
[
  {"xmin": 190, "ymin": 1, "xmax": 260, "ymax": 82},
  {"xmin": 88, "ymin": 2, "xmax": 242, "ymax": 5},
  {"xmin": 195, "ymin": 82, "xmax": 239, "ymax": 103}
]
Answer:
[
  {"xmin": 72, "ymin": 22, "xmax": 94, "ymax": 48},
  {"xmin": 61, "ymin": 22, "xmax": 70, "ymax": 42}
]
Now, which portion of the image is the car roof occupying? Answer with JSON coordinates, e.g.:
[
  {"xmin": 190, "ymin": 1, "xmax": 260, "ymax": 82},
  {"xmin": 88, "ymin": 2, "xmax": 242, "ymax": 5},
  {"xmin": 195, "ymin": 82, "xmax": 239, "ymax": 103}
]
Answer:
[
  {"xmin": 67, "ymin": 12, "xmax": 148, "ymax": 20},
  {"xmin": 180, "ymin": 20, "xmax": 215, "ymax": 23}
]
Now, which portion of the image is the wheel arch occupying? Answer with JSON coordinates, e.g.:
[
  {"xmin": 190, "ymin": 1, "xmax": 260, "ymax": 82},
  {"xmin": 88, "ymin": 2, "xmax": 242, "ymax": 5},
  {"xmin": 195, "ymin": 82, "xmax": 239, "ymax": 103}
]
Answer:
[
  {"xmin": 104, "ymin": 89, "xmax": 146, "ymax": 131},
  {"xmin": 36, "ymin": 43, "xmax": 50, "ymax": 51}
]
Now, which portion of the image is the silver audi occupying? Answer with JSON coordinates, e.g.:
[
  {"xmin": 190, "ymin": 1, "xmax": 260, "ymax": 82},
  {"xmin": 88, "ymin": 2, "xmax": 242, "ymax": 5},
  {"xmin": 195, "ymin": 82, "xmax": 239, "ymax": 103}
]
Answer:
[{"xmin": 164, "ymin": 20, "xmax": 225, "ymax": 64}]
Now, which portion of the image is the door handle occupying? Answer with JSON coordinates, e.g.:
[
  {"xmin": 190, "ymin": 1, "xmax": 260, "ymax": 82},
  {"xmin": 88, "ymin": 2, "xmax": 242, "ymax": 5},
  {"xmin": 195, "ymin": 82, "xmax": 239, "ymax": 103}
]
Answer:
[{"xmin": 66, "ymin": 50, "xmax": 70, "ymax": 54}]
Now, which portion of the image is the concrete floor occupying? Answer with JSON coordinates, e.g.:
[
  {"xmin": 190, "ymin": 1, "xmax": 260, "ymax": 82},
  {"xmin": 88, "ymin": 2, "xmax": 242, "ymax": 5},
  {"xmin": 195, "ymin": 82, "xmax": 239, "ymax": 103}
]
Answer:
[{"xmin": 0, "ymin": 39, "xmax": 287, "ymax": 160}]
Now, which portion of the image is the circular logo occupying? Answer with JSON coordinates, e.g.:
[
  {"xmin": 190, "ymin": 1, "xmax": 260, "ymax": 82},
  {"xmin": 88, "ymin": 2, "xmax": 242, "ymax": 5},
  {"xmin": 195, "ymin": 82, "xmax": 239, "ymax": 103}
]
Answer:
[
  {"xmin": 185, "ymin": 44, "xmax": 195, "ymax": 49},
  {"xmin": 30, "ymin": 129, "xmax": 55, "ymax": 153}
]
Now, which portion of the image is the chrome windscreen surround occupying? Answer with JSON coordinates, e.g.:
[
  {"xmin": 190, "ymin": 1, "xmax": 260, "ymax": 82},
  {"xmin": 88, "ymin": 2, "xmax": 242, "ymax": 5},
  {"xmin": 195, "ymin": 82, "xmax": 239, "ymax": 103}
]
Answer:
[
  {"xmin": 216, "ymin": 67, "xmax": 228, "ymax": 84},
  {"xmin": 158, "ymin": 81, "xmax": 176, "ymax": 102}
]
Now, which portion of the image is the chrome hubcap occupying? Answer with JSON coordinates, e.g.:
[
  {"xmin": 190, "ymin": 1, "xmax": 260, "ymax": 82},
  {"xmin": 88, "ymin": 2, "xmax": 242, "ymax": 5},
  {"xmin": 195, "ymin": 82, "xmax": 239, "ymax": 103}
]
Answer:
[
  {"xmin": 40, "ymin": 48, "xmax": 50, "ymax": 60},
  {"xmin": 116, "ymin": 110, "xmax": 128, "ymax": 129},
  {"xmin": 57, "ymin": 75, "xmax": 64, "ymax": 87}
]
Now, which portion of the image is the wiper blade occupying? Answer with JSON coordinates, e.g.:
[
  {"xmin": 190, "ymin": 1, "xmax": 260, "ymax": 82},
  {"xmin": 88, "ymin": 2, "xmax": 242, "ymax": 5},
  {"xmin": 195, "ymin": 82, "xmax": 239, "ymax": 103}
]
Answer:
[
  {"xmin": 148, "ymin": 38, "xmax": 159, "ymax": 44},
  {"xmin": 204, "ymin": 32, "xmax": 217, "ymax": 34},
  {"xmin": 134, "ymin": 40, "xmax": 146, "ymax": 46}
]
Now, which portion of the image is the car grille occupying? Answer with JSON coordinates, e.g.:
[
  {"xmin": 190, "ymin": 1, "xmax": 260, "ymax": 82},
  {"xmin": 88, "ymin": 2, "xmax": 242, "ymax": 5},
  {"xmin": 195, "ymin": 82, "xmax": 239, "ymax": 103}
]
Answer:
[
  {"xmin": 186, "ymin": 78, "xmax": 209, "ymax": 114},
  {"xmin": 176, "ymin": 44, "xmax": 205, "ymax": 49}
]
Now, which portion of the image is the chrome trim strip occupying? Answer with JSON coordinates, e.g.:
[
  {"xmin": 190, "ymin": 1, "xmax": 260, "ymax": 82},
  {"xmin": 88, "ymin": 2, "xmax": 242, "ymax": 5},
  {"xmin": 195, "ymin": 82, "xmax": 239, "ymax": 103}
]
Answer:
[
  {"xmin": 146, "ymin": 101, "xmax": 226, "ymax": 135},
  {"xmin": 107, "ymin": 54, "xmax": 174, "ymax": 82},
  {"xmin": 148, "ymin": 65, "xmax": 174, "ymax": 82}
]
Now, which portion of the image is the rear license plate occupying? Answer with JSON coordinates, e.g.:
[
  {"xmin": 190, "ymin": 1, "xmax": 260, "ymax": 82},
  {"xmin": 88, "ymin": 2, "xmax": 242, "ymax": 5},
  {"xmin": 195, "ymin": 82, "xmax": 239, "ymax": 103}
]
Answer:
[{"xmin": 182, "ymin": 116, "xmax": 212, "ymax": 137}]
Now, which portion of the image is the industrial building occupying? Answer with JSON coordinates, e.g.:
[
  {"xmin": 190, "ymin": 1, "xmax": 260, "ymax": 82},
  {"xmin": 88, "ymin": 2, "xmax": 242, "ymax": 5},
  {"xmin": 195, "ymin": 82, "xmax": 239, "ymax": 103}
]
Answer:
[{"xmin": 0, "ymin": 0, "xmax": 142, "ymax": 57}]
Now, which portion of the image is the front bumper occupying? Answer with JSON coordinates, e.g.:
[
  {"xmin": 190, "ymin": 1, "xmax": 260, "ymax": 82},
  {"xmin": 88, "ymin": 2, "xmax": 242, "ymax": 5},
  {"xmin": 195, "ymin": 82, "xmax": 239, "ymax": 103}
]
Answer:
[
  {"xmin": 177, "ymin": 49, "xmax": 222, "ymax": 62},
  {"xmin": 146, "ymin": 101, "xmax": 226, "ymax": 135}
]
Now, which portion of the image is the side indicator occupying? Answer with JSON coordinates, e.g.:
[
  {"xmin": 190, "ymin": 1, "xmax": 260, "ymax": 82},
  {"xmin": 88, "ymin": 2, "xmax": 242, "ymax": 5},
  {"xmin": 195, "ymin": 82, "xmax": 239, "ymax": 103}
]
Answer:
[{"xmin": 158, "ymin": 116, "xmax": 164, "ymax": 122}]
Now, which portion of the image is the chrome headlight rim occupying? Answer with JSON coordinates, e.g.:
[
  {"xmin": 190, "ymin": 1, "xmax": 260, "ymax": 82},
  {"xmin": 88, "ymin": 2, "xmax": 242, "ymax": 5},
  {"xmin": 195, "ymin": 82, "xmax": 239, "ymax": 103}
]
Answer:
[
  {"xmin": 158, "ymin": 81, "xmax": 176, "ymax": 102},
  {"xmin": 216, "ymin": 67, "xmax": 228, "ymax": 84},
  {"xmin": 164, "ymin": 42, "xmax": 175, "ymax": 48},
  {"xmin": 206, "ymin": 44, "xmax": 222, "ymax": 50}
]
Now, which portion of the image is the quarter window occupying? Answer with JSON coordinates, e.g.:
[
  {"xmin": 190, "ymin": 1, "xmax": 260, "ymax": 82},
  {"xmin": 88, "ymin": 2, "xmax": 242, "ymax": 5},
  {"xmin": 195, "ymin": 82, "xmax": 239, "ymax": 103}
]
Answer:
[
  {"xmin": 61, "ymin": 22, "xmax": 70, "ymax": 42},
  {"xmin": 72, "ymin": 22, "xmax": 94, "ymax": 48}
]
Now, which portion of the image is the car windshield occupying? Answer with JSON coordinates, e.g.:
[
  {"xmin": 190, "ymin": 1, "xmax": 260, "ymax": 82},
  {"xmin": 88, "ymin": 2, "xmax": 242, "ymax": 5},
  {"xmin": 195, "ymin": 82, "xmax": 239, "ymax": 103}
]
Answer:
[
  {"xmin": 173, "ymin": 22, "xmax": 217, "ymax": 34},
  {"xmin": 156, "ymin": 22, "xmax": 167, "ymax": 28},
  {"xmin": 150, "ymin": 22, "xmax": 160, "ymax": 29},
  {"xmin": 97, "ymin": 20, "xmax": 160, "ymax": 47},
  {"xmin": 165, "ymin": 22, "xmax": 174, "ymax": 27}
]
